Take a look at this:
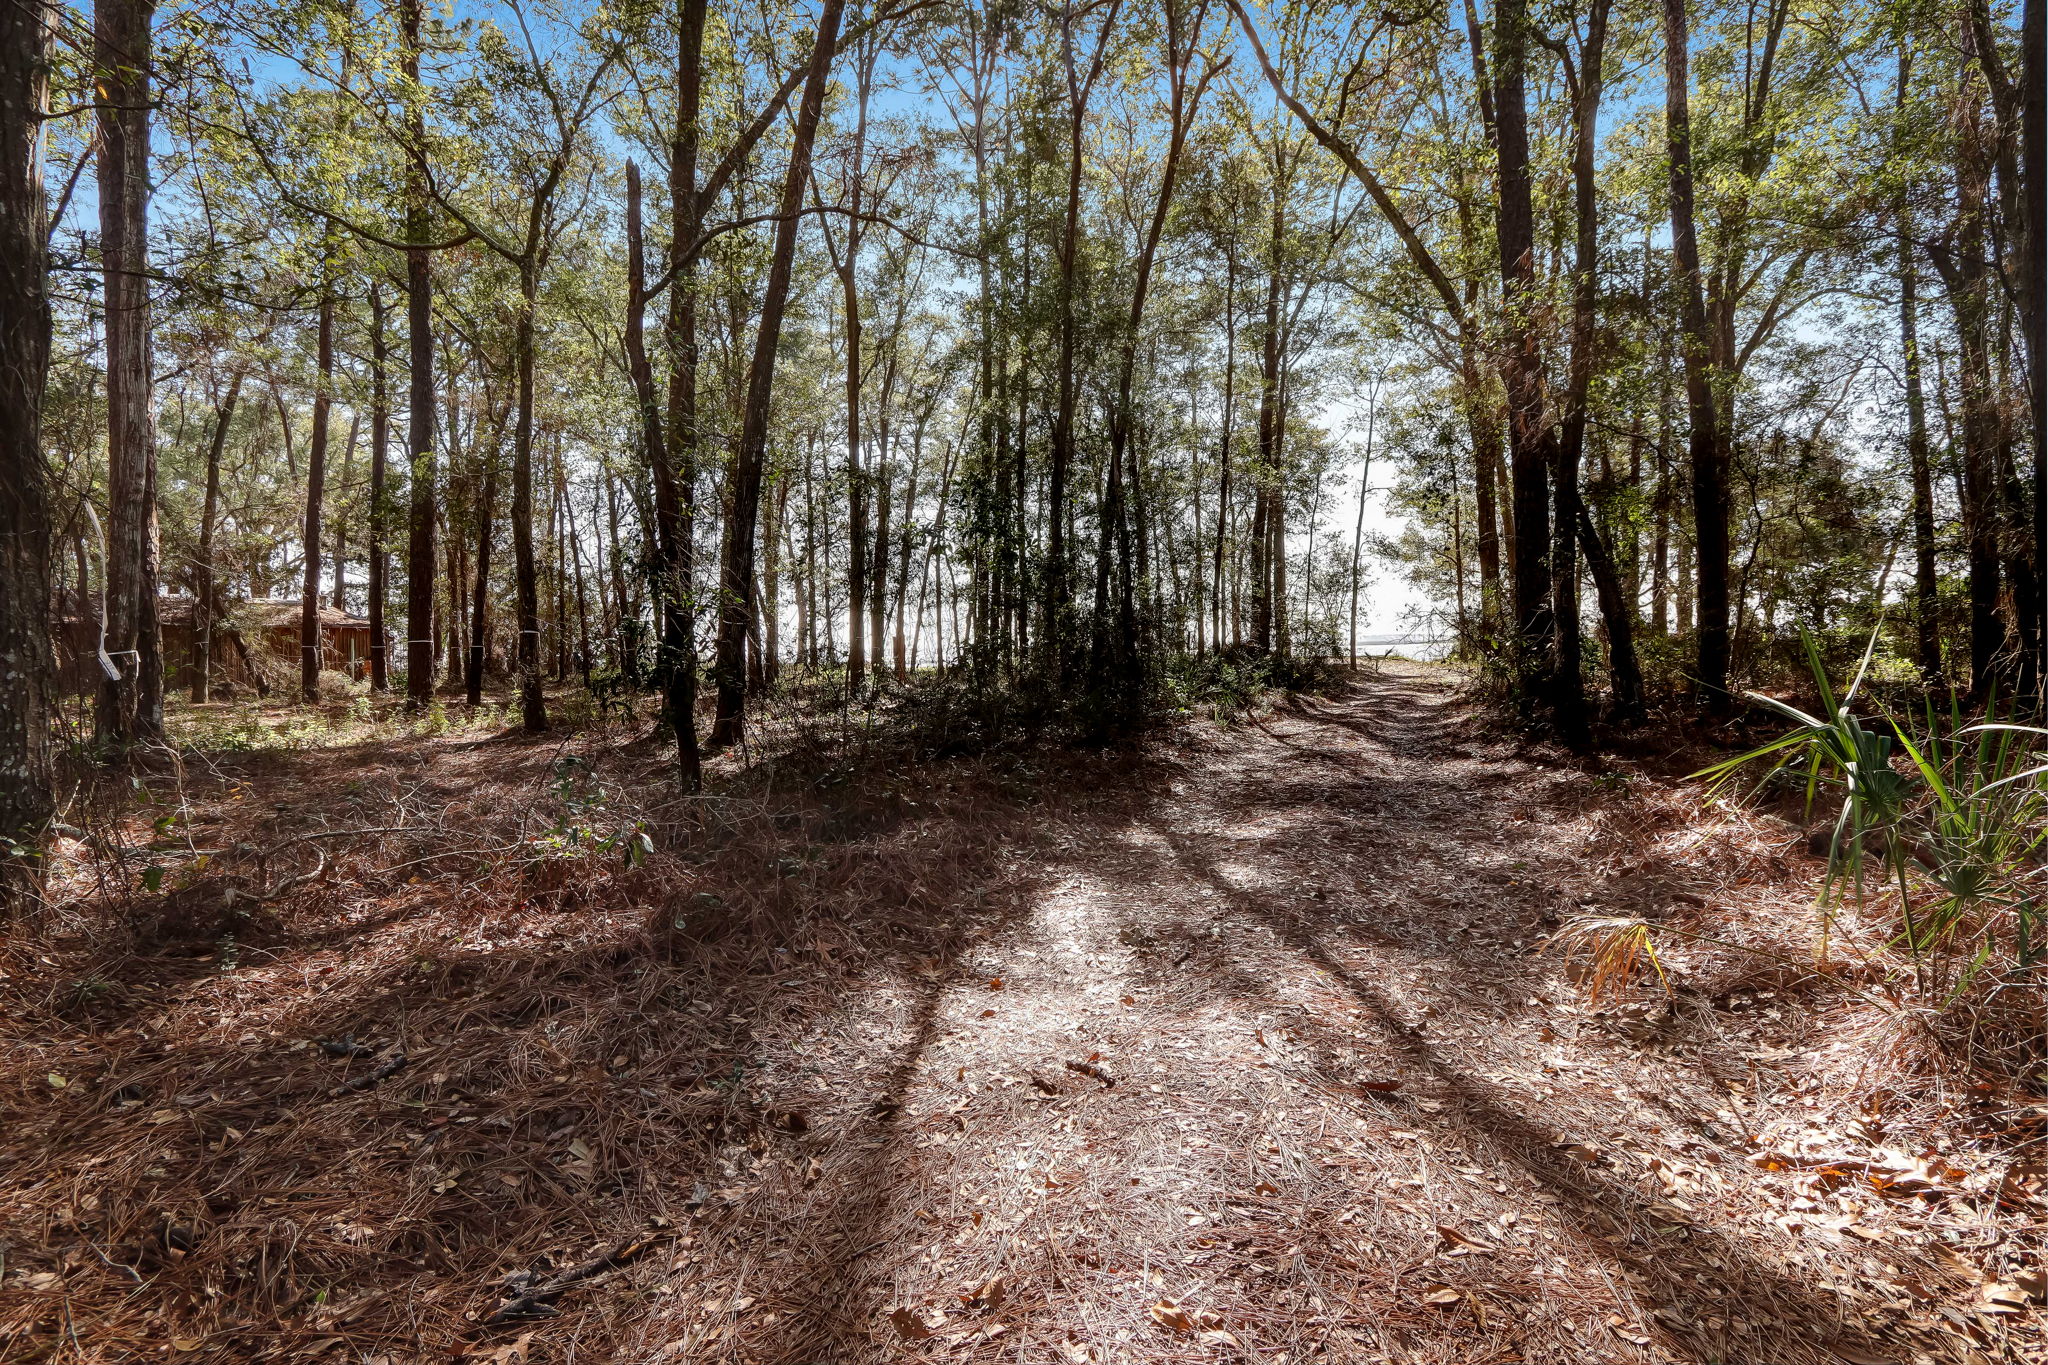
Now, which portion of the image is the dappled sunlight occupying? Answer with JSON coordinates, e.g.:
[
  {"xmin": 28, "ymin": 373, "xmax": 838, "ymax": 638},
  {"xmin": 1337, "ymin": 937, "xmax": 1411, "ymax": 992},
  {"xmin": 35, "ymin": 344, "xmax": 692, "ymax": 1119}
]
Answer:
[{"xmin": 6, "ymin": 668, "xmax": 2042, "ymax": 1363}]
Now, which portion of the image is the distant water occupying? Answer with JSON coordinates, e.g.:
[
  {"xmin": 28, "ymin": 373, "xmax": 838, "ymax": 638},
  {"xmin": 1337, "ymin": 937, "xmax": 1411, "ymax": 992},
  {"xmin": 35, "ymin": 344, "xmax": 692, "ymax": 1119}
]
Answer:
[{"xmin": 1348, "ymin": 633, "xmax": 1454, "ymax": 663}]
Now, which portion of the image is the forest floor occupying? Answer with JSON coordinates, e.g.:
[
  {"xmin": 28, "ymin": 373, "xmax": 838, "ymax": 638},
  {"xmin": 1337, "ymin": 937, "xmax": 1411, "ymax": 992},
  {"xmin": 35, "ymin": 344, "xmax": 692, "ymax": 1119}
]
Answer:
[{"xmin": 3, "ymin": 663, "xmax": 2045, "ymax": 1365}]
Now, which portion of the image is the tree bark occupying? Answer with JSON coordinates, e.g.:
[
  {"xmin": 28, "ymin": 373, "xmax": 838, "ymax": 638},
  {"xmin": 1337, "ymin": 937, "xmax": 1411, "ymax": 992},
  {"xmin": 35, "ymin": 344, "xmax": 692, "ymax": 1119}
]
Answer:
[
  {"xmin": 1493, "ymin": 0, "xmax": 1554, "ymax": 709},
  {"xmin": 367, "ymin": 284, "xmax": 391, "ymax": 691},
  {"xmin": 465, "ymin": 414, "xmax": 499, "ymax": 706},
  {"xmin": 301, "ymin": 281, "xmax": 334, "ymax": 702},
  {"xmin": 1929, "ymin": 48, "xmax": 2005, "ymax": 699},
  {"xmin": 1045, "ymin": 0, "xmax": 1122, "ymax": 659},
  {"xmin": 709, "ymin": 0, "xmax": 846, "ymax": 748},
  {"xmin": 402, "ymin": 0, "xmax": 438, "ymax": 708},
  {"xmin": 512, "ymin": 268, "xmax": 546, "ymax": 730},
  {"xmin": 1898, "ymin": 190, "xmax": 1941, "ymax": 683},
  {"xmin": 1663, "ymin": 0, "xmax": 1730, "ymax": 706},
  {"xmin": 1250, "ymin": 193, "xmax": 1284, "ymax": 654},
  {"xmin": 192, "ymin": 369, "xmax": 241, "ymax": 702},
  {"xmin": 1, "ymin": 0, "xmax": 55, "ymax": 912},
  {"xmin": 1552, "ymin": 0, "xmax": 1627, "ymax": 735},
  {"xmin": 95, "ymin": 0, "xmax": 162, "ymax": 747}
]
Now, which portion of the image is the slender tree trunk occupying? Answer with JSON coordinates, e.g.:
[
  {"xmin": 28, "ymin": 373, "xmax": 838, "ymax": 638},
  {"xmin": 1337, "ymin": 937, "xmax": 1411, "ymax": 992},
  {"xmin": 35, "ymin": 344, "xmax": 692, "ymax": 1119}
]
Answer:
[
  {"xmin": 0, "ymin": 0, "xmax": 55, "ymax": 912},
  {"xmin": 833, "ymin": 192, "xmax": 869, "ymax": 693},
  {"xmin": 301, "ymin": 281, "xmax": 334, "ymax": 702},
  {"xmin": 465, "ymin": 423, "xmax": 498, "ymax": 706},
  {"xmin": 192, "ymin": 369, "xmax": 242, "ymax": 702},
  {"xmin": 402, "ymin": 0, "xmax": 437, "ymax": 708},
  {"xmin": 1099, "ymin": 2, "xmax": 1206, "ymax": 688},
  {"xmin": 1467, "ymin": 366, "xmax": 1503, "ymax": 626},
  {"xmin": 1493, "ymin": 0, "xmax": 1554, "ymax": 709},
  {"xmin": 1899, "ymin": 196, "xmax": 1941, "ymax": 684},
  {"xmin": 1213, "ymin": 247, "xmax": 1237, "ymax": 652},
  {"xmin": 332, "ymin": 409, "xmax": 357, "ymax": 613},
  {"xmin": 564, "ymin": 470, "xmax": 592, "ymax": 687},
  {"xmin": 1931, "ymin": 52, "xmax": 2005, "ymax": 698},
  {"xmin": 2022, "ymin": 0, "xmax": 2046, "ymax": 688},
  {"xmin": 368, "ymin": 285, "xmax": 391, "ymax": 691},
  {"xmin": 1349, "ymin": 389, "xmax": 1376, "ymax": 667},
  {"xmin": 1045, "ymin": 0, "xmax": 1121, "ymax": 656},
  {"xmin": 893, "ymin": 412, "xmax": 926, "ymax": 679},
  {"xmin": 1551, "ymin": 0, "xmax": 1627, "ymax": 735},
  {"xmin": 1664, "ymin": 0, "xmax": 1729, "ymax": 706},
  {"xmin": 709, "ymin": 0, "xmax": 846, "ymax": 748},
  {"xmin": 96, "ymin": 0, "xmax": 162, "ymax": 746},
  {"xmin": 1250, "ymin": 195, "xmax": 1284, "ymax": 654},
  {"xmin": 662, "ymin": 0, "xmax": 702, "ymax": 785},
  {"xmin": 512, "ymin": 270, "xmax": 546, "ymax": 730}
]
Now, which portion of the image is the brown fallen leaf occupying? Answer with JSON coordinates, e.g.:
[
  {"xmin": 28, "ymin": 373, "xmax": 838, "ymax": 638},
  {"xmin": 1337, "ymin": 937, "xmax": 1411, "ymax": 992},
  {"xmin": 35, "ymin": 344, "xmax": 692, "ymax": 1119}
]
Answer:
[
  {"xmin": 1420, "ymin": 1285, "xmax": 1463, "ymax": 1307},
  {"xmin": 1028, "ymin": 1072, "xmax": 1062, "ymax": 1096},
  {"xmin": 477, "ymin": 1335, "xmax": 533, "ymax": 1365},
  {"xmin": 1148, "ymin": 1299, "xmax": 1222, "ymax": 1333},
  {"xmin": 1606, "ymin": 1314, "xmax": 1651, "ymax": 1345},
  {"xmin": 890, "ymin": 1307, "xmax": 933, "ymax": 1340},
  {"xmin": 959, "ymin": 1276, "xmax": 1006, "ymax": 1311},
  {"xmin": 987, "ymin": 977, "xmax": 1004, "ymax": 991},
  {"xmin": 1982, "ymin": 1278, "xmax": 2043, "ymax": 1314},
  {"xmin": 1436, "ymin": 1225, "xmax": 1494, "ymax": 1253},
  {"xmin": 1357, "ymin": 1078, "xmax": 1403, "ymax": 1092},
  {"xmin": 1150, "ymin": 1300, "xmax": 1195, "ymax": 1332},
  {"xmin": 1827, "ymin": 1346, "xmax": 1899, "ymax": 1365}
]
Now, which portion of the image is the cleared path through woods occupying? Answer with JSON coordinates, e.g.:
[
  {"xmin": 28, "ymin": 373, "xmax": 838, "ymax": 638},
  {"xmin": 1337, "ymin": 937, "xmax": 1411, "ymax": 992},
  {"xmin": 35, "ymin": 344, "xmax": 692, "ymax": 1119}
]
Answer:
[{"xmin": 702, "ymin": 664, "xmax": 1946, "ymax": 1365}]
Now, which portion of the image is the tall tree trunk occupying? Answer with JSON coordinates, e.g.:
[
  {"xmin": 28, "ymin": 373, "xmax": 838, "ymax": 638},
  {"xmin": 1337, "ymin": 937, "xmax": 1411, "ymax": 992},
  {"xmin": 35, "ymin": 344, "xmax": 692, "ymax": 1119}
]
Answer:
[
  {"xmin": 658, "ymin": 0, "xmax": 703, "ymax": 783},
  {"xmin": 1663, "ymin": 0, "xmax": 1729, "ymax": 706},
  {"xmin": 512, "ymin": 270, "xmax": 546, "ymax": 730},
  {"xmin": 368, "ymin": 284, "xmax": 391, "ymax": 691},
  {"xmin": 893, "ymin": 413, "xmax": 925, "ymax": 679},
  {"xmin": 1493, "ymin": 0, "xmax": 1554, "ymax": 709},
  {"xmin": 465, "ymin": 425, "xmax": 498, "ymax": 706},
  {"xmin": 2023, "ymin": 0, "xmax": 2046, "ymax": 688},
  {"xmin": 96, "ymin": 0, "xmax": 162, "ymax": 747},
  {"xmin": 1250, "ymin": 194, "xmax": 1283, "ymax": 654},
  {"xmin": 1930, "ymin": 50, "xmax": 2005, "ymax": 698},
  {"xmin": 401, "ymin": 0, "xmax": 437, "ymax": 708},
  {"xmin": 1045, "ymin": 0, "xmax": 1122, "ymax": 657},
  {"xmin": 1898, "ymin": 191, "xmax": 1941, "ymax": 683},
  {"xmin": 332, "ymin": 410, "xmax": 357, "ymax": 613},
  {"xmin": 1349, "ymin": 388, "xmax": 1376, "ymax": 666},
  {"xmin": 0, "ymin": 0, "xmax": 55, "ymax": 912},
  {"xmin": 1466, "ymin": 366, "xmax": 1503, "ymax": 628},
  {"xmin": 1212, "ymin": 247, "xmax": 1237, "ymax": 652},
  {"xmin": 1098, "ymin": 0, "xmax": 1207, "ymax": 689},
  {"xmin": 1551, "ymin": 0, "xmax": 1626, "ymax": 735},
  {"xmin": 301, "ymin": 281, "xmax": 334, "ymax": 702},
  {"xmin": 563, "ymin": 466, "xmax": 592, "ymax": 686},
  {"xmin": 831, "ymin": 159, "xmax": 869, "ymax": 694},
  {"xmin": 192, "ymin": 369, "xmax": 242, "ymax": 702},
  {"xmin": 709, "ymin": 0, "xmax": 846, "ymax": 748}
]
